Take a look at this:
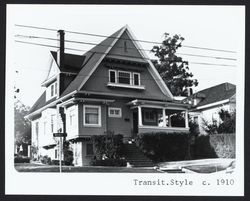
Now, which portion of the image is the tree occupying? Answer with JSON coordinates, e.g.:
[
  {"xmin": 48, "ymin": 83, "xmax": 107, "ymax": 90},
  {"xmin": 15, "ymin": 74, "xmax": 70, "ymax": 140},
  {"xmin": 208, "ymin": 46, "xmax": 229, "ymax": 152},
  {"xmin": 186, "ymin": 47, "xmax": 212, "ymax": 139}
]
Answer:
[
  {"xmin": 217, "ymin": 109, "xmax": 236, "ymax": 134},
  {"xmin": 151, "ymin": 33, "xmax": 198, "ymax": 96},
  {"xmin": 202, "ymin": 109, "xmax": 236, "ymax": 134},
  {"xmin": 14, "ymin": 100, "xmax": 31, "ymax": 155}
]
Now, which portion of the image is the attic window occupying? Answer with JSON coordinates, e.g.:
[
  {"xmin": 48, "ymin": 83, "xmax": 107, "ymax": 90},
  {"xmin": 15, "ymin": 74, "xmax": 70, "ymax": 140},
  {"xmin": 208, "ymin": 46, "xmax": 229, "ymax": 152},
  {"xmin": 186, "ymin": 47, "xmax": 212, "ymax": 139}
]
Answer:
[
  {"xmin": 133, "ymin": 73, "xmax": 140, "ymax": 86},
  {"xmin": 50, "ymin": 82, "xmax": 57, "ymax": 97},
  {"xmin": 118, "ymin": 71, "xmax": 131, "ymax": 85},
  {"xmin": 46, "ymin": 81, "xmax": 58, "ymax": 101},
  {"xmin": 108, "ymin": 69, "xmax": 144, "ymax": 90},
  {"xmin": 109, "ymin": 70, "xmax": 116, "ymax": 83}
]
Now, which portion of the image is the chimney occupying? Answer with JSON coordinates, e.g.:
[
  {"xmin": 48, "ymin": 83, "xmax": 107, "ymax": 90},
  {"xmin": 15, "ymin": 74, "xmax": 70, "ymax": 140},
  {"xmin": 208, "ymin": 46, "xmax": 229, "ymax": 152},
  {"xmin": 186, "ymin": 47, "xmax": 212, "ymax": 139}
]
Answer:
[{"xmin": 57, "ymin": 30, "xmax": 65, "ymax": 68}]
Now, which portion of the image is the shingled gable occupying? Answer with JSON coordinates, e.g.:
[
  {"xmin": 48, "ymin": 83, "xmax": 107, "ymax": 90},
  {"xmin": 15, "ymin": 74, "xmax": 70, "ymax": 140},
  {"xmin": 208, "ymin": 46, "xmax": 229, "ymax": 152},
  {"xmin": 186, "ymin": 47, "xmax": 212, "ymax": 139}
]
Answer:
[{"xmin": 60, "ymin": 25, "xmax": 174, "ymax": 99}]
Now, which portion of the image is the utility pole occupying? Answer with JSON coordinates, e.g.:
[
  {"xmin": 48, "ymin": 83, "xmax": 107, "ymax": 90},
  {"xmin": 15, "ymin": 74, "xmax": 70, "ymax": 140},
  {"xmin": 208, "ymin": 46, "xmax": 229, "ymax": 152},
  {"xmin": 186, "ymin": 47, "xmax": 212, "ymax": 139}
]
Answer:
[{"xmin": 53, "ymin": 30, "xmax": 67, "ymax": 173}]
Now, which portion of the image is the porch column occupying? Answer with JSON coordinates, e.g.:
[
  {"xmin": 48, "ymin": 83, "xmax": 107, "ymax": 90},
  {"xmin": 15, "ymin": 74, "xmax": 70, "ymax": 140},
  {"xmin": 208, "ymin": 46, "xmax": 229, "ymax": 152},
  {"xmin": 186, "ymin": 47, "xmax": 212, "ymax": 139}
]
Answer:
[
  {"xmin": 138, "ymin": 106, "xmax": 143, "ymax": 126},
  {"xmin": 168, "ymin": 115, "xmax": 172, "ymax": 127},
  {"xmin": 162, "ymin": 108, "xmax": 166, "ymax": 127},
  {"xmin": 185, "ymin": 110, "xmax": 189, "ymax": 128}
]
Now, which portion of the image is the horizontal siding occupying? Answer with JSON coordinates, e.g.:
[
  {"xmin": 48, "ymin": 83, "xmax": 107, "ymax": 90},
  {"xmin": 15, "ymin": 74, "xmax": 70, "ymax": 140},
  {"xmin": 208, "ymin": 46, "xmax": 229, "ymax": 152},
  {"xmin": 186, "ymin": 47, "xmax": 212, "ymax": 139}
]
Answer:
[{"xmin": 107, "ymin": 100, "xmax": 132, "ymax": 138}]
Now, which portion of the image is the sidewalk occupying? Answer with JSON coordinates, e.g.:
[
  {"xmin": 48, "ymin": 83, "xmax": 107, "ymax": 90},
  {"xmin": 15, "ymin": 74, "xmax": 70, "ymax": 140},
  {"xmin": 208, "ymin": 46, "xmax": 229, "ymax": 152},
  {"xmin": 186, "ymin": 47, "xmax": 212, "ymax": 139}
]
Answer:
[{"xmin": 14, "ymin": 163, "xmax": 160, "ymax": 173}]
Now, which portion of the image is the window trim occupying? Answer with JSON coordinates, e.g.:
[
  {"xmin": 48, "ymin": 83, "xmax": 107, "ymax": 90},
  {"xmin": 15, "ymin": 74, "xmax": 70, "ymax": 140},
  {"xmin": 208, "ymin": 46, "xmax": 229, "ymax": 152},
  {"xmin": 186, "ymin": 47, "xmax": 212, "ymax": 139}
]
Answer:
[
  {"xmin": 108, "ymin": 107, "xmax": 122, "ymax": 118},
  {"xmin": 108, "ymin": 69, "xmax": 144, "ymax": 89},
  {"xmin": 133, "ymin": 72, "xmax": 140, "ymax": 86},
  {"xmin": 83, "ymin": 105, "xmax": 102, "ymax": 127}
]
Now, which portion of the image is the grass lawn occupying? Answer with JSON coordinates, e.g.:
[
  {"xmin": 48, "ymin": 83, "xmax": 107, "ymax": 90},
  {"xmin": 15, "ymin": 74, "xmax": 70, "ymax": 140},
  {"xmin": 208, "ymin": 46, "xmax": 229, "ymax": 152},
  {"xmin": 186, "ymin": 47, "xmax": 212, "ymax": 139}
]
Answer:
[{"xmin": 14, "ymin": 163, "xmax": 160, "ymax": 173}]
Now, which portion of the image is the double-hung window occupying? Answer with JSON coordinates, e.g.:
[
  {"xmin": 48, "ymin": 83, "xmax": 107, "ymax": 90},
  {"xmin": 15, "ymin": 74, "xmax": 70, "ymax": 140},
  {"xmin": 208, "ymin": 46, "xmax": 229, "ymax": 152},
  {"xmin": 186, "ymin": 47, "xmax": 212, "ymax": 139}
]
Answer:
[
  {"xmin": 84, "ymin": 105, "xmax": 101, "ymax": 126},
  {"xmin": 118, "ymin": 71, "xmax": 131, "ymax": 85},
  {"xmin": 69, "ymin": 108, "xmax": 76, "ymax": 126},
  {"xmin": 47, "ymin": 81, "xmax": 58, "ymax": 100}
]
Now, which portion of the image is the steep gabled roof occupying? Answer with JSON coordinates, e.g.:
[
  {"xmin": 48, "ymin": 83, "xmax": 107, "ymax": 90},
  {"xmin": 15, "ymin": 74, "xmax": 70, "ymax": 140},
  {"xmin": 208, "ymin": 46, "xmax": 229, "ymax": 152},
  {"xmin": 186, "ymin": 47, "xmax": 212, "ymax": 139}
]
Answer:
[
  {"xmin": 187, "ymin": 82, "xmax": 236, "ymax": 108},
  {"xmin": 28, "ymin": 26, "xmax": 174, "ymax": 116}
]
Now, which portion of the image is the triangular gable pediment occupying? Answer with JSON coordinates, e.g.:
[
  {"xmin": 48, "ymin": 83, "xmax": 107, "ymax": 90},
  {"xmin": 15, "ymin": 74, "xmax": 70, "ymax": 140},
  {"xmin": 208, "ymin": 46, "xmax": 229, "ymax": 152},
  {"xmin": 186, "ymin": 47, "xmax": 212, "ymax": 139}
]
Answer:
[
  {"xmin": 60, "ymin": 25, "xmax": 174, "ymax": 100},
  {"xmin": 108, "ymin": 31, "xmax": 144, "ymax": 61}
]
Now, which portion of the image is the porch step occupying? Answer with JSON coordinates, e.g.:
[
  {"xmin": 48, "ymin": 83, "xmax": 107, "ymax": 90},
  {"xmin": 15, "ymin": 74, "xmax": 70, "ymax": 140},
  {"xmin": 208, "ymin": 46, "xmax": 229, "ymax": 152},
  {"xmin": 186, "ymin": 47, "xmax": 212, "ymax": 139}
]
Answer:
[{"xmin": 123, "ymin": 143, "xmax": 155, "ymax": 167}]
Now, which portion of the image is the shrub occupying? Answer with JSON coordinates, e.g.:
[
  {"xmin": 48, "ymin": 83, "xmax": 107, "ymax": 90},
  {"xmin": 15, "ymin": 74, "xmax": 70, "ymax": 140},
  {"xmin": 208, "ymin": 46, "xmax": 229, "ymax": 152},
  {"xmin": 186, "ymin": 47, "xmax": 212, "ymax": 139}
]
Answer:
[
  {"xmin": 136, "ymin": 132, "xmax": 189, "ymax": 162},
  {"xmin": 40, "ymin": 155, "xmax": 52, "ymax": 165},
  {"xmin": 210, "ymin": 134, "xmax": 235, "ymax": 158},
  {"xmin": 63, "ymin": 141, "xmax": 74, "ymax": 166},
  {"xmin": 14, "ymin": 155, "xmax": 30, "ymax": 163},
  {"xmin": 191, "ymin": 135, "xmax": 217, "ymax": 159},
  {"xmin": 51, "ymin": 160, "xmax": 66, "ymax": 165},
  {"xmin": 202, "ymin": 109, "xmax": 236, "ymax": 134},
  {"xmin": 92, "ymin": 132, "xmax": 124, "ymax": 160},
  {"xmin": 217, "ymin": 109, "xmax": 236, "ymax": 133},
  {"xmin": 91, "ymin": 158, "xmax": 127, "ymax": 167}
]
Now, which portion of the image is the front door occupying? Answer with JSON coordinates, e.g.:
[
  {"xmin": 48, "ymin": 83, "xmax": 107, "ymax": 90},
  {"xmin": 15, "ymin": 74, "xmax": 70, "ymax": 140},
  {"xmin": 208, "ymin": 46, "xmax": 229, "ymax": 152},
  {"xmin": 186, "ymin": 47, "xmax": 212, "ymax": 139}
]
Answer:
[{"xmin": 132, "ymin": 110, "xmax": 138, "ymax": 137}]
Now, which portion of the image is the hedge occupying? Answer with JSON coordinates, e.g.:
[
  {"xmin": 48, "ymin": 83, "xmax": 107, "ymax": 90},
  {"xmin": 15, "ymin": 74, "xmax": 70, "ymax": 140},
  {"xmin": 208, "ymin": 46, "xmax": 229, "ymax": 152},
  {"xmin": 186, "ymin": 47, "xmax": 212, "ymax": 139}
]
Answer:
[
  {"xmin": 90, "ymin": 158, "xmax": 127, "ymax": 167},
  {"xmin": 191, "ymin": 135, "xmax": 217, "ymax": 159},
  {"xmin": 209, "ymin": 134, "xmax": 235, "ymax": 158},
  {"xmin": 136, "ymin": 132, "xmax": 189, "ymax": 162},
  {"xmin": 14, "ymin": 155, "xmax": 30, "ymax": 163}
]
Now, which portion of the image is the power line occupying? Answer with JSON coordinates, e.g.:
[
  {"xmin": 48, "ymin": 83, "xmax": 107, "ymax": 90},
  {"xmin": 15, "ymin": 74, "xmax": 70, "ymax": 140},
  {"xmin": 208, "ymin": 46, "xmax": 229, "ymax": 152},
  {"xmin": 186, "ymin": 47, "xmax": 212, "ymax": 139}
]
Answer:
[
  {"xmin": 15, "ymin": 40, "xmax": 237, "ymax": 68},
  {"xmin": 15, "ymin": 24, "xmax": 237, "ymax": 53},
  {"xmin": 15, "ymin": 34, "xmax": 237, "ymax": 61},
  {"xmin": 189, "ymin": 62, "xmax": 236, "ymax": 67}
]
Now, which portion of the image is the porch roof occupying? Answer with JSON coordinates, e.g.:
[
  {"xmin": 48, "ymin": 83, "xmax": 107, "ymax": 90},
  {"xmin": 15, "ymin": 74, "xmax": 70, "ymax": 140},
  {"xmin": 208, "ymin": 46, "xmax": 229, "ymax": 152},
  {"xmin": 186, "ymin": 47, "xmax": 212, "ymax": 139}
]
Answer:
[{"xmin": 127, "ymin": 99, "xmax": 191, "ymax": 109}]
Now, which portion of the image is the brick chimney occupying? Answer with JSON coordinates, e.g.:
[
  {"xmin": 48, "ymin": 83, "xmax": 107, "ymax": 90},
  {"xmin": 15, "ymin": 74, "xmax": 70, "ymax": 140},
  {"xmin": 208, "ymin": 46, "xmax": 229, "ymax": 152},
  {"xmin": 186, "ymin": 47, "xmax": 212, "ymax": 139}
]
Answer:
[{"xmin": 57, "ymin": 30, "xmax": 65, "ymax": 68}]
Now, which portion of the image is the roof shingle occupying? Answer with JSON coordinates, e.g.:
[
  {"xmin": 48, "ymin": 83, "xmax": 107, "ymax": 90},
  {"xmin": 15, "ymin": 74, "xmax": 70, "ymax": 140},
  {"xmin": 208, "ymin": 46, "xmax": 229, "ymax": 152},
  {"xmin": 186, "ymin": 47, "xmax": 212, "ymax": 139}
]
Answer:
[{"xmin": 188, "ymin": 82, "xmax": 236, "ymax": 108}]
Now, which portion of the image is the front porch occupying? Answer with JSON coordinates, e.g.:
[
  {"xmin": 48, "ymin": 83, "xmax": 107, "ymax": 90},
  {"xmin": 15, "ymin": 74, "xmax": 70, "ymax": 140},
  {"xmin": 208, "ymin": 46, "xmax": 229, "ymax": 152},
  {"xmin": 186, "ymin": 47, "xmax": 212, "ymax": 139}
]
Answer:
[{"xmin": 128, "ymin": 99, "xmax": 190, "ymax": 134}]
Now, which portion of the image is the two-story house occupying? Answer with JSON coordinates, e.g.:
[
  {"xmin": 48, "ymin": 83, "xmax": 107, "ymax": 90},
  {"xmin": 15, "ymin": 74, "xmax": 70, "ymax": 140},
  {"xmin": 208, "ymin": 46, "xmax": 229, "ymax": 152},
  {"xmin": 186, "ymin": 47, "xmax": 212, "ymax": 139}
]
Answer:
[{"xmin": 26, "ymin": 26, "xmax": 190, "ymax": 166}]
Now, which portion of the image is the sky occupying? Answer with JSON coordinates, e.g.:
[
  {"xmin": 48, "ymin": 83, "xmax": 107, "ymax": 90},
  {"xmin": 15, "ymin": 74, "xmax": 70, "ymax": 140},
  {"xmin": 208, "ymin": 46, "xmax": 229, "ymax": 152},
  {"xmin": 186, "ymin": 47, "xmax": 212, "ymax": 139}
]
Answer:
[{"xmin": 6, "ymin": 5, "xmax": 245, "ymax": 107}]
